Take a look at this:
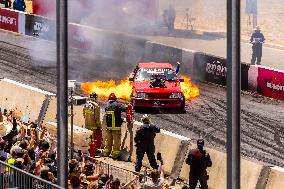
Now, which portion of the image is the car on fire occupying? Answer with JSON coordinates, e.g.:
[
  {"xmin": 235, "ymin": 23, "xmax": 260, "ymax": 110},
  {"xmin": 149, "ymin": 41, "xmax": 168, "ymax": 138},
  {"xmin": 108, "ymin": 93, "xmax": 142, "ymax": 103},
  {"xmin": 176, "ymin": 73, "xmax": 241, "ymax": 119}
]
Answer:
[{"xmin": 129, "ymin": 62, "xmax": 185, "ymax": 112}]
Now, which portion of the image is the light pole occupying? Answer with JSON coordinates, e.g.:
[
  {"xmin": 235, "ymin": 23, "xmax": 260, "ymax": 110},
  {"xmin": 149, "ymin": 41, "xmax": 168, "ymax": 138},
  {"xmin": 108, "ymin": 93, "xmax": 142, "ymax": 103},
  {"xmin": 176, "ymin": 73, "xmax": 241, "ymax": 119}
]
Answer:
[
  {"xmin": 227, "ymin": 0, "xmax": 241, "ymax": 189},
  {"xmin": 57, "ymin": 0, "xmax": 68, "ymax": 187},
  {"xmin": 68, "ymin": 80, "xmax": 76, "ymax": 159}
]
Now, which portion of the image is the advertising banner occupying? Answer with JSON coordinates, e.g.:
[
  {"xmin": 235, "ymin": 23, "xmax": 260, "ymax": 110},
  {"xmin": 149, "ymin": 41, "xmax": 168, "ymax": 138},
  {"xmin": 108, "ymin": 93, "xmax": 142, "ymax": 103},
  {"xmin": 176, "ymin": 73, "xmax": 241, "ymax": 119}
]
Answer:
[
  {"xmin": 0, "ymin": 8, "xmax": 19, "ymax": 32},
  {"xmin": 193, "ymin": 52, "xmax": 227, "ymax": 86},
  {"xmin": 25, "ymin": 14, "xmax": 56, "ymax": 41},
  {"xmin": 193, "ymin": 52, "xmax": 250, "ymax": 90},
  {"xmin": 257, "ymin": 67, "xmax": 284, "ymax": 100},
  {"xmin": 68, "ymin": 24, "xmax": 93, "ymax": 50}
]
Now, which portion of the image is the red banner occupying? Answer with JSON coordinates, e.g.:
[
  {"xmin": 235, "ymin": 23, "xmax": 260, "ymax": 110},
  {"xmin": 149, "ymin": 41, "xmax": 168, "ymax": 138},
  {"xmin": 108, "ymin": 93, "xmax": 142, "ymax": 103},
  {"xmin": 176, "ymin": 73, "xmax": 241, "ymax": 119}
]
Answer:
[
  {"xmin": 0, "ymin": 9, "xmax": 19, "ymax": 32},
  {"xmin": 257, "ymin": 67, "xmax": 284, "ymax": 100},
  {"xmin": 68, "ymin": 24, "xmax": 93, "ymax": 50}
]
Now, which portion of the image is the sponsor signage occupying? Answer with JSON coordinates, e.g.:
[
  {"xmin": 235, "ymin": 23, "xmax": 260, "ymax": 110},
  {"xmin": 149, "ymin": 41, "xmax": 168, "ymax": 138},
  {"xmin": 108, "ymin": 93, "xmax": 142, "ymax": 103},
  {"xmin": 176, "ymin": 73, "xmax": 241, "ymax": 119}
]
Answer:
[
  {"xmin": 257, "ymin": 67, "xmax": 284, "ymax": 100},
  {"xmin": 25, "ymin": 14, "xmax": 56, "ymax": 41},
  {"xmin": 193, "ymin": 53, "xmax": 227, "ymax": 86},
  {"xmin": 68, "ymin": 24, "xmax": 92, "ymax": 50},
  {"xmin": 193, "ymin": 53, "xmax": 249, "ymax": 90},
  {"xmin": 0, "ymin": 8, "xmax": 18, "ymax": 32}
]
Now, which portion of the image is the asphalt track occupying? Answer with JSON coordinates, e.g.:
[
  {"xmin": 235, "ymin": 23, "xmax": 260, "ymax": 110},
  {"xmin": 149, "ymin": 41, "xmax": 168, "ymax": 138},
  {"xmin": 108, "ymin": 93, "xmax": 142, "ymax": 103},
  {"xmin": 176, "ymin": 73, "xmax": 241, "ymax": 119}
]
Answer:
[{"xmin": 1, "ymin": 30, "xmax": 284, "ymax": 167}]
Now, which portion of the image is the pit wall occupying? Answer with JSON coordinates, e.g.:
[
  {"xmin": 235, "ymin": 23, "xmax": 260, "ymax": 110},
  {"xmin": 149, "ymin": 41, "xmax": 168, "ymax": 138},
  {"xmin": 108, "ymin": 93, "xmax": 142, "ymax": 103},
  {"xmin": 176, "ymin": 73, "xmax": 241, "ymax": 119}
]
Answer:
[{"xmin": 0, "ymin": 78, "xmax": 54, "ymax": 123}]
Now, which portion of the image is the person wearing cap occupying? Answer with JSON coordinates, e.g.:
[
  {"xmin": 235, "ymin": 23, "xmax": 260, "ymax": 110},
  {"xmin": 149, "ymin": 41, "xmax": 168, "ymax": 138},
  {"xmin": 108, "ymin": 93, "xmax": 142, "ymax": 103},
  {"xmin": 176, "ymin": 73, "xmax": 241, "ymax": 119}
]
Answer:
[
  {"xmin": 250, "ymin": 26, "xmax": 265, "ymax": 65},
  {"xmin": 186, "ymin": 139, "xmax": 212, "ymax": 189},
  {"xmin": 102, "ymin": 93, "xmax": 128, "ymax": 159},
  {"xmin": 134, "ymin": 114, "xmax": 160, "ymax": 172},
  {"xmin": 83, "ymin": 92, "xmax": 102, "ymax": 156}
]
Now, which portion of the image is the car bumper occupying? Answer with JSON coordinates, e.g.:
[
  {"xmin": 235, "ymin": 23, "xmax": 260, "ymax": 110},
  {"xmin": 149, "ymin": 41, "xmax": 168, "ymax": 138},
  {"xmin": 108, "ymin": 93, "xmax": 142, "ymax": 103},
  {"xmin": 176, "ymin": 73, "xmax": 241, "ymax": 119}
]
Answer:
[{"xmin": 132, "ymin": 98, "xmax": 185, "ymax": 108}]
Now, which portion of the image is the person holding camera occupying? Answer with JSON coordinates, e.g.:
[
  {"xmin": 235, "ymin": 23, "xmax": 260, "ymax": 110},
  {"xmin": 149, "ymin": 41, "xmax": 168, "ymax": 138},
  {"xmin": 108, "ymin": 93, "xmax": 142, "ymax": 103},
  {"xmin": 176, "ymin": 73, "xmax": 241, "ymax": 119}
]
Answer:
[
  {"xmin": 186, "ymin": 139, "xmax": 212, "ymax": 189},
  {"xmin": 134, "ymin": 114, "xmax": 160, "ymax": 172},
  {"xmin": 250, "ymin": 26, "xmax": 265, "ymax": 65}
]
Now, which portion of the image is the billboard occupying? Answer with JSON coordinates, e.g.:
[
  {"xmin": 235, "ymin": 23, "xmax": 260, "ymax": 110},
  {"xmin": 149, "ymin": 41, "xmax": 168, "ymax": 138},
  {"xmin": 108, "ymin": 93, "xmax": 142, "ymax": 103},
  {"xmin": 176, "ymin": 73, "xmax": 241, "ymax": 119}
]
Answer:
[
  {"xmin": 25, "ymin": 14, "xmax": 56, "ymax": 41},
  {"xmin": 193, "ymin": 53, "xmax": 250, "ymax": 90},
  {"xmin": 257, "ymin": 67, "xmax": 284, "ymax": 100},
  {"xmin": 0, "ymin": 8, "xmax": 19, "ymax": 32}
]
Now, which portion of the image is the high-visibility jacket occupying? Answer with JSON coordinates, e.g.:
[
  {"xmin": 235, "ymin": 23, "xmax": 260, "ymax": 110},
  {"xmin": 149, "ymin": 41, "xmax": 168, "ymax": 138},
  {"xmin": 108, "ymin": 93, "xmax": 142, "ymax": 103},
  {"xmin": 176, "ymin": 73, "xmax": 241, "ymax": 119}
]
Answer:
[
  {"xmin": 83, "ymin": 101, "xmax": 101, "ymax": 131},
  {"xmin": 105, "ymin": 101, "xmax": 127, "ymax": 131},
  {"xmin": 6, "ymin": 158, "xmax": 15, "ymax": 172}
]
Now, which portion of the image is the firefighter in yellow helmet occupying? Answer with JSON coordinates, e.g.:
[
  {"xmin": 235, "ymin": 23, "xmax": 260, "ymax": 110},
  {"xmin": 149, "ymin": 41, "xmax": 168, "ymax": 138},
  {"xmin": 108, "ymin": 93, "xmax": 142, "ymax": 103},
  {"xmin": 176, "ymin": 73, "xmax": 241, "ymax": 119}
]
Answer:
[
  {"xmin": 102, "ymin": 93, "xmax": 128, "ymax": 159},
  {"xmin": 83, "ymin": 92, "xmax": 102, "ymax": 156}
]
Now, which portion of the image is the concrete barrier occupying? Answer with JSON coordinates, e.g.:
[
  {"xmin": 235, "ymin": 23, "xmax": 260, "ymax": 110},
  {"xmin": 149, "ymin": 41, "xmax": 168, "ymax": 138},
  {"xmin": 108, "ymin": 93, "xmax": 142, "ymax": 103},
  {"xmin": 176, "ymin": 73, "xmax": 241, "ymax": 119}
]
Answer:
[
  {"xmin": 0, "ymin": 78, "xmax": 54, "ymax": 122},
  {"xmin": 179, "ymin": 144, "xmax": 264, "ymax": 189},
  {"xmin": 248, "ymin": 65, "xmax": 259, "ymax": 92},
  {"xmin": 44, "ymin": 97, "xmax": 88, "ymax": 127},
  {"xmin": 144, "ymin": 41, "xmax": 182, "ymax": 65},
  {"xmin": 44, "ymin": 121, "xmax": 92, "ymax": 153},
  {"xmin": 265, "ymin": 167, "xmax": 284, "ymax": 189},
  {"xmin": 181, "ymin": 49, "xmax": 196, "ymax": 75},
  {"xmin": 0, "ymin": 8, "xmax": 25, "ymax": 33},
  {"xmin": 119, "ymin": 120, "xmax": 190, "ymax": 177},
  {"xmin": 68, "ymin": 23, "xmax": 147, "ymax": 64},
  {"xmin": 256, "ymin": 66, "xmax": 284, "ymax": 100}
]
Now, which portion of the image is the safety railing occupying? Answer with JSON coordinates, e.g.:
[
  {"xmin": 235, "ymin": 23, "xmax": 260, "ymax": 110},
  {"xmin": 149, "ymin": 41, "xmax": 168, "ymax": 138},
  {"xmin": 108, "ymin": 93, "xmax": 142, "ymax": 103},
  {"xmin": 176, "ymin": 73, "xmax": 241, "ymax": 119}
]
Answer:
[
  {"xmin": 0, "ymin": 160, "xmax": 63, "ymax": 189},
  {"xmin": 87, "ymin": 156, "xmax": 151, "ymax": 185}
]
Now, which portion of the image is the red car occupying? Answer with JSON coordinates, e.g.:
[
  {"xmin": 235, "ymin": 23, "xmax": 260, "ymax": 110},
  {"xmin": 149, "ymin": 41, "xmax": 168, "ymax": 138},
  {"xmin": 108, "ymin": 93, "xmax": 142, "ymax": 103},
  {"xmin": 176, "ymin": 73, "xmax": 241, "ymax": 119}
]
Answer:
[{"xmin": 129, "ymin": 62, "xmax": 185, "ymax": 111}]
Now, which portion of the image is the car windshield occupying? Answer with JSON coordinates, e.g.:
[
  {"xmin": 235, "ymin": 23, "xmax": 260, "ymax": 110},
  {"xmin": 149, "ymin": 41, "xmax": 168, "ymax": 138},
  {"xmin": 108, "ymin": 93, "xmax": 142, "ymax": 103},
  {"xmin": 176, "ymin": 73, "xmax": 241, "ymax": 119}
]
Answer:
[{"xmin": 135, "ymin": 68, "xmax": 178, "ymax": 81}]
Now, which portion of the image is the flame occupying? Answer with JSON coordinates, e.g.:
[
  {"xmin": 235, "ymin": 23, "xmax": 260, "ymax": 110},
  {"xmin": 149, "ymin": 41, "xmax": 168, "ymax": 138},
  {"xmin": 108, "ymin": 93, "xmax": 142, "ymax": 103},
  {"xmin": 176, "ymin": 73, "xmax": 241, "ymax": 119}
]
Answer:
[
  {"xmin": 180, "ymin": 76, "xmax": 200, "ymax": 99},
  {"xmin": 81, "ymin": 76, "xmax": 200, "ymax": 101},
  {"xmin": 80, "ymin": 80, "xmax": 132, "ymax": 100}
]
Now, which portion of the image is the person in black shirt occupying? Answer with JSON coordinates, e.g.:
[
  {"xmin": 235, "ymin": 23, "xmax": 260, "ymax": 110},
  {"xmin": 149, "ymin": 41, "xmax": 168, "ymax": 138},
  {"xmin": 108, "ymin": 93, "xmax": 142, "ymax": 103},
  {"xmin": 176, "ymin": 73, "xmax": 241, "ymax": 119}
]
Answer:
[
  {"xmin": 250, "ymin": 26, "xmax": 265, "ymax": 65},
  {"xmin": 186, "ymin": 139, "xmax": 212, "ymax": 189},
  {"xmin": 134, "ymin": 114, "xmax": 160, "ymax": 172}
]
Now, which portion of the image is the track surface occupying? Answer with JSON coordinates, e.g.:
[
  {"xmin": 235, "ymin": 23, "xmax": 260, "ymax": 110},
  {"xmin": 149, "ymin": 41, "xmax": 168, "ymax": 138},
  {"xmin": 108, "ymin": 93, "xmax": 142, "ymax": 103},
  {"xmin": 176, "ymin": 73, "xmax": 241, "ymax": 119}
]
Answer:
[{"xmin": 1, "ymin": 30, "xmax": 284, "ymax": 167}]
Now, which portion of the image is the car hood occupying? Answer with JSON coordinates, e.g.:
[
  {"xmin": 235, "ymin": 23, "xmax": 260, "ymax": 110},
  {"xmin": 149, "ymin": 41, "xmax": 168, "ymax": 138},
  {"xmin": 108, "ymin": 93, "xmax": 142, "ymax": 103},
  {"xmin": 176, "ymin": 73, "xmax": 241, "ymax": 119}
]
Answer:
[{"xmin": 133, "ymin": 81, "xmax": 182, "ymax": 93}]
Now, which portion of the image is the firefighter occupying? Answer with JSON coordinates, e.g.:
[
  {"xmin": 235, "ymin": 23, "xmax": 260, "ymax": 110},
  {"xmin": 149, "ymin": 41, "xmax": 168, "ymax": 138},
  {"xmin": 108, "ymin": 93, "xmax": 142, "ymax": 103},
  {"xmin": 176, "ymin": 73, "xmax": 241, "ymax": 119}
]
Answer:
[
  {"xmin": 186, "ymin": 139, "xmax": 212, "ymax": 189},
  {"xmin": 83, "ymin": 92, "xmax": 102, "ymax": 157},
  {"xmin": 250, "ymin": 26, "xmax": 265, "ymax": 65},
  {"xmin": 134, "ymin": 114, "xmax": 160, "ymax": 172},
  {"xmin": 102, "ymin": 93, "xmax": 127, "ymax": 159}
]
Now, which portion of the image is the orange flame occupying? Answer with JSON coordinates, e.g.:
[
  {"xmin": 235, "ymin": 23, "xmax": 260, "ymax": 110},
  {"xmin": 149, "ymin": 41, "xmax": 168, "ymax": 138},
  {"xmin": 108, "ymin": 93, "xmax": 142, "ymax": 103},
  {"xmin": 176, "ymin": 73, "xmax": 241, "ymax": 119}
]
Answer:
[
  {"xmin": 180, "ymin": 76, "xmax": 200, "ymax": 99},
  {"xmin": 81, "ymin": 76, "xmax": 200, "ymax": 100},
  {"xmin": 80, "ymin": 80, "xmax": 132, "ymax": 100}
]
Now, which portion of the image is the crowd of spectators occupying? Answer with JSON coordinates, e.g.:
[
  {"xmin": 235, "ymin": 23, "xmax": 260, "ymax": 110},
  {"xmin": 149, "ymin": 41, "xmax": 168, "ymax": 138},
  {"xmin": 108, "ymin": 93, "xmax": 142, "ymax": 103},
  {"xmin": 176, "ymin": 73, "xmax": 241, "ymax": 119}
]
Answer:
[
  {"xmin": 0, "ymin": 109, "xmax": 172, "ymax": 189},
  {"xmin": 0, "ymin": 0, "xmax": 26, "ymax": 12}
]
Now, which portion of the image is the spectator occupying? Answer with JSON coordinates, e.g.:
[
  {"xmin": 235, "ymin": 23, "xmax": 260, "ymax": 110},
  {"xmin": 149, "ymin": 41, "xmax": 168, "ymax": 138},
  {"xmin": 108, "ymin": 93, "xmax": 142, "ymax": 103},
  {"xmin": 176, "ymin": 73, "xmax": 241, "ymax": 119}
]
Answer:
[
  {"xmin": 13, "ymin": 0, "xmax": 26, "ymax": 12},
  {"xmin": 162, "ymin": 9, "xmax": 169, "ymax": 27},
  {"xmin": 186, "ymin": 139, "xmax": 212, "ymax": 189},
  {"xmin": 167, "ymin": 4, "xmax": 176, "ymax": 34},
  {"xmin": 69, "ymin": 159, "xmax": 79, "ymax": 178},
  {"xmin": 250, "ymin": 26, "xmax": 265, "ymax": 65},
  {"xmin": 5, "ymin": 0, "xmax": 12, "ymax": 8},
  {"xmin": 134, "ymin": 114, "xmax": 160, "ymax": 172},
  {"xmin": 70, "ymin": 172, "xmax": 83, "ymax": 189},
  {"xmin": 141, "ymin": 169, "xmax": 164, "ymax": 189},
  {"xmin": 111, "ymin": 178, "xmax": 121, "ymax": 189},
  {"xmin": 0, "ymin": 140, "xmax": 9, "ymax": 161}
]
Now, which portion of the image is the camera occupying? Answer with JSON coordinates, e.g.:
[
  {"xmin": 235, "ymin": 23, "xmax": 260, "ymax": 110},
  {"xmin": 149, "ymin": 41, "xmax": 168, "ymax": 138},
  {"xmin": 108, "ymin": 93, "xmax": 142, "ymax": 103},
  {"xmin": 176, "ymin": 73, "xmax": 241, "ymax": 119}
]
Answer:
[{"xmin": 68, "ymin": 95, "xmax": 87, "ymax": 106}]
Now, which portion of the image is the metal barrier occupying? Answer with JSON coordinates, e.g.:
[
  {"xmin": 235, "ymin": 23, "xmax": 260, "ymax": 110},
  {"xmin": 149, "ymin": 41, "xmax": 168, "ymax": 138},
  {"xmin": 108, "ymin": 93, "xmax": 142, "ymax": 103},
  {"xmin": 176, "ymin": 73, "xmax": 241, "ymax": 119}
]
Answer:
[
  {"xmin": 0, "ymin": 160, "xmax": 63, "ymax": 189},
  {"xmin": 87, "ymin": 156, "xmax": 151, "ymax": 186}
]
